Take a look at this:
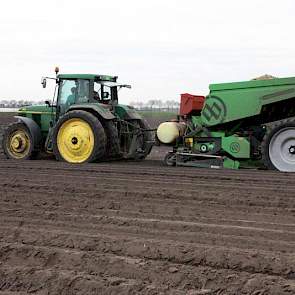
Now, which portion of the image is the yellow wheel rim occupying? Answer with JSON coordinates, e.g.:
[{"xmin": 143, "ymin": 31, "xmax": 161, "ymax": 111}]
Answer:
[
  {"xmin": 7, "ymin": 130, "xmax": 31, "ymax": 159},
  {"xmin": 57, "ymin": 118, "xmax": 95, "ymax": 163}
]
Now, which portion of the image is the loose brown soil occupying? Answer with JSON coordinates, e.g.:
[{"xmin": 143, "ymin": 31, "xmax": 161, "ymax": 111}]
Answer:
[{"xmin": 0, "ymin": 113, "xmax": 295, "ymax": 294}]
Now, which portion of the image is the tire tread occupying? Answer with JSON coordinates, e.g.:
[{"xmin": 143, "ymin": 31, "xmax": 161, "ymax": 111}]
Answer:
[
  {"xmin": 261, "ymin": 117, "xmax": 295, "ymax": 170},
  {"xmin": 52, "ymin": 110, "xmax": 106, "ymax": 163},
  {"xmin": 1, "ymin": 122, "xmax": 38, "ymax": 160}
]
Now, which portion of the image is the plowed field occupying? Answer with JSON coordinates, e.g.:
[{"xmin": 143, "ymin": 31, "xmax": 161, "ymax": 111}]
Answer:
[{"xmin": 0, "ymin": 113, "xmax": 295, "ymax": 294}]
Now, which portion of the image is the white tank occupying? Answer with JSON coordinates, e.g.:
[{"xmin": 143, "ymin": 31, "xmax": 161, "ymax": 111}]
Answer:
[{"xmin": 157, "ymin": 122, "xmax": 186, "ymax": 144}]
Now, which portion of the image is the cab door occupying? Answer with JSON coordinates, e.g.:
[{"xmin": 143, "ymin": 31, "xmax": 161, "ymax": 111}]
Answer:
[
  {"xmin": 56, "ymin": 79, "xmax": 77, "ymax": 119},
  {"xmin": 56, "ymin": 79, "xmax": 90, "ymax": 120}
]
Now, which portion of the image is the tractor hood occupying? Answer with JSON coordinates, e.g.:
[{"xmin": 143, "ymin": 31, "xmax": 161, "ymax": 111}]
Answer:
[{"xmin": 18, "ymin": 104, "xmax": 52, "ymax": 115}]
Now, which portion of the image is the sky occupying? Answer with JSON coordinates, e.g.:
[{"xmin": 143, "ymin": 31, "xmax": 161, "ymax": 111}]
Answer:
[{"xmin": 0, "ymin": 0, "xmax": 294, "ymax": 104}]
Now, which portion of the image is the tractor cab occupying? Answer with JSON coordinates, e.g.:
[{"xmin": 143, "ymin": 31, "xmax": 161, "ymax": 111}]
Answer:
[{"xmin": 43, "ymin": 73, "xmax": 131, "ymax": 119}]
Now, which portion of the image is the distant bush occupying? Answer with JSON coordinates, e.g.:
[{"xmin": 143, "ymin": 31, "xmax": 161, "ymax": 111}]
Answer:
[{"xmin": 0, "ymin": 100, "xmax": 44, "ymax": 108}]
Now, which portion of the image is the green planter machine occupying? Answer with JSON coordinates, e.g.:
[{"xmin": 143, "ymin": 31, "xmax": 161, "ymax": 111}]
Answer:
[{"xmin": 157, "ymin": 76, "xmax": 295, "ymax": 172}]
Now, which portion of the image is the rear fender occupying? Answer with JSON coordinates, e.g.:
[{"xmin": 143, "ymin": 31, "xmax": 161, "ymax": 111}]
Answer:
[
  {"xmin": 14, "ymin": 116, "xmax": 42, "ymax": 150},
  {"xmin": 68, "ymin": 104, "xmax": 115, "ymax": 120},
  {"xmin": 115, "ymin": 105, "xmax": 142, "ymax": 120}
]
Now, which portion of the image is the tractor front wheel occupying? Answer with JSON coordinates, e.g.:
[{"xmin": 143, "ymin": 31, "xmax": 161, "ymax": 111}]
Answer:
[
  {"xmin": 53, "ymin": 110, "xmax": 106, "ymax": 163},
  {"xmin": 262, "ymin": 118, "xmax": 295, "ymax": 172},
  {"xmin": 2, "ymin": 122, "xmax": 38, "ymax": 160}
]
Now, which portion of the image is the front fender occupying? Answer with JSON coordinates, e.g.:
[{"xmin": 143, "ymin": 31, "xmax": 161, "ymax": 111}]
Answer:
[{"xmin": 14, "ymin": 116, "xmax": 42, "ymax": 150}]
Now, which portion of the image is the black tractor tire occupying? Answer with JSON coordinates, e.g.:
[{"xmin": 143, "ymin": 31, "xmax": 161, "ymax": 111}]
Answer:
[
  {"xmin": 102, "ymin": 120, "xmax": 121, "ymax": 159},
  {"xmin": 2, "ymin": 122, "xmax": 39, "ymax": 160},
  {"xmin": 261, "ymin": 118, "xmax": 295, "ymax": 172},
  {"xmin": 135, "ymin": 118, "xmax": 154, "ymax": 160},
  {"xmin": 52, "ymin": 110, "xmax": 106, "ymax": 163}
]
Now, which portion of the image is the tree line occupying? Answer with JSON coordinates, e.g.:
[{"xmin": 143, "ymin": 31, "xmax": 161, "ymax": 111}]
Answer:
[
  {"xmin": 0, "ymin": 100, "xmax": 44, "ymax": 108},
  {"xmin": 129, "ymin": 99, "xmax": 180, "ymax": 111},
  {"xmin": 0, "ymin": 99, "xmax": 180, "ymax": 111}
]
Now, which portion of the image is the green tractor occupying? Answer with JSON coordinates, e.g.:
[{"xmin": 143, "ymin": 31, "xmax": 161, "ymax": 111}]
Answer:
[
  {"xmin": 157, "ymin": 76, "xmax": 295, "ymax": 172},
  {"xmin": 2, "ymin": 68, "xmax": 153, "ymax": 163}
]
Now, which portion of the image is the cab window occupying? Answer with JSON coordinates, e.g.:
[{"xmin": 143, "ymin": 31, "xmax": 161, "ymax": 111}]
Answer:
[
  {"xmin": 59, "ymin": 80, "xmax": 76, "ymax": 107},
  {"xmin": 94, "ymin": 82, "xmax": 110, "ymax": 102},
  {"xmin": 77, "ymin": 80, "xmax": 90, "ymax": 103},
  {"xmin": 58, "ymin": 79, "xmax": 90, "ymax": 107}
]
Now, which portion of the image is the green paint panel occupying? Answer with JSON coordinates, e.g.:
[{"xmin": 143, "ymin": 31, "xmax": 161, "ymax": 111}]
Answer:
[
  {"xmin": 222, "ymin": 136, "xmax": 250, "ymax": 159},
  {"xmin": 18, "ymin": 105, "xmax": 54, "ymax": 133},
  {"xmin": 201, "ymin": 77, "xmax": 295, "ymax": 127},
  {"xmin": 209, "ymin": 76, "xmax": 295, "ymax": 91}
]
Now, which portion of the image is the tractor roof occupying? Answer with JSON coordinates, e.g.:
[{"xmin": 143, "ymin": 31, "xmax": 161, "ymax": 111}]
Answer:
[{"xmin": 57, "ymin": 74, "xmax": 118, "ymax": 82}]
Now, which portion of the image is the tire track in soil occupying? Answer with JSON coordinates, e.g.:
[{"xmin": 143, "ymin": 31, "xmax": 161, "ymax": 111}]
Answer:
[
  {"xmin": 0, "ymin": 223, "xmax": 295, "ymax": 278},
  {"xmin": 0, "ymin": 242, "xmax": 294, "ymax": 295},
  {"xmin": 1, "ymin": 115, "xmax": 295, "ymax": 293},
  {"xmin": 2, "ymin": 173, "xmax": 295, "ymax": 226}
]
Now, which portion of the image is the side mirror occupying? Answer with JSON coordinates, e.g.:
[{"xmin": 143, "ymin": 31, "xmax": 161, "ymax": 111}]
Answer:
[
  {"xmin": 103, "ymin": 92, "xmax": 109, "ymax": 99},
  {"xmin": 41, "ymin": 78, "xmax": 47, "ymax": 88},
  {"xmin": 45, "ymin": 100, "xmax": 51, "ymax": 107}
]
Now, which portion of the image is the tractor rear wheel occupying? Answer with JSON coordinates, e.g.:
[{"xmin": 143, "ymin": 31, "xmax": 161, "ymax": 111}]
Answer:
[
  {"xmin": 135, "ymin": 118, "xmax": 153, "ymax": 160},
  {"xmin": 262, "ymin": 118, "xmax": 295, "ymax": 172},
  {"xmin": 2, "ymin": 122, "xmax": 38, "ymax": 160},
  {"xmin": 53, "ymin": 110, "xmax": 106, "ymax": 163},
  {"xmin": 103, "ymin": 121, "xmax": 121, "ymax": 159}
]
